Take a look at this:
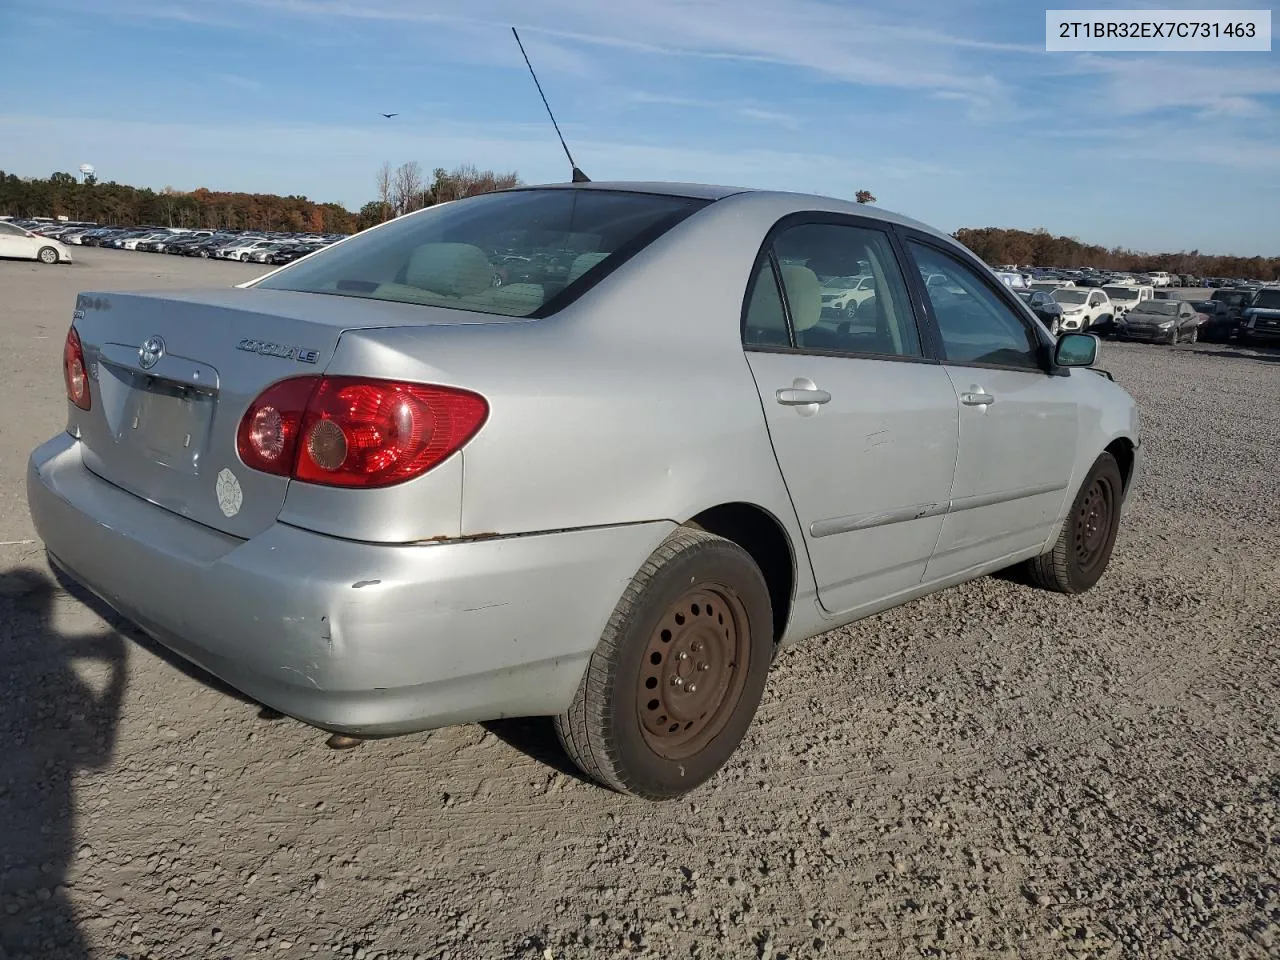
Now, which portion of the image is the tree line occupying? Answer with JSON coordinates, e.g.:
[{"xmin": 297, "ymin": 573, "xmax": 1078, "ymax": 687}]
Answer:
[
  {"xmin": 0, "ymin": 161, "xmax": 520, "ymax": 235},
  {"xmin": 357, "ymin": 162, "xmax": 521, "ymax": 229},
  {"xmin": 954, "ymin": 225, "xmax": 1279, "ymax": 280},
  {"xmin": 0, "ymin": 170, "xmax": 359, "ymax": 234},
  {"xmin": 2, "ymin": 168, "xmax": 1273, "ymax": 279}
]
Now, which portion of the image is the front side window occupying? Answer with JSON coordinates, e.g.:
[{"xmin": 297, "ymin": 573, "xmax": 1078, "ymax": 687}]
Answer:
[
  {"xmin": 743, "ymin": 221, "xmax": 923, "ymax": 358},
  {"xmin": 255, "ymin": 188, "xmax": 708, "ymax": 318},
  {"xmin": 0, "ymin": 222, "xmax": 26, "ymax": 236},
  {"xmin": 907, "ymin": 241, "xmax": 1041, "ymax": 370}
]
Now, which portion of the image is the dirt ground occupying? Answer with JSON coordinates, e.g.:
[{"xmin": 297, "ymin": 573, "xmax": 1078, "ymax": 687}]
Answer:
[{"xmin": 1, "ymin": 250, "xmax": 1277, "ymax": 960}]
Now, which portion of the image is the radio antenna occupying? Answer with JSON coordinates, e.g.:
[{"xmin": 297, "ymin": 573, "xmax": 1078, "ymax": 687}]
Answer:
[{"xmin": 511, "ymin": 26, "xmax": 590, "ymax": 183}]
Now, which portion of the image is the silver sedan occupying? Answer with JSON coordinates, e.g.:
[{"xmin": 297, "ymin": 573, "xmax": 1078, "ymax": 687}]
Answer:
[{"xmin": 27, "ymin": 182, "xmax": 1142, "ymax": 799}]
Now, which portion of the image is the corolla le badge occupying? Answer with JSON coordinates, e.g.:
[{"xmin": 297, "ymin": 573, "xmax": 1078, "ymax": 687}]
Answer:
[
  {"xmin": 236, "ymin": 338, "xmax": 320, "ymax": 364},
  {"xmin": 138, "ymin": 335, "xmax": 165, "ymax": 370}
]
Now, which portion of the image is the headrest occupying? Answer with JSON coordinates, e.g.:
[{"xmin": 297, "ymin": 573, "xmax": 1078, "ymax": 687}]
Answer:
[
  {"xmin": 406, "ymin": 243, "xmax": 494, "ymax": 297},
  {"xmin": 780, "ymin": 264, "xmax": 822, "ymax": 332},
  {"xmin": 567, "ymin": 251, "xmax": 610, "ymax": 284}
]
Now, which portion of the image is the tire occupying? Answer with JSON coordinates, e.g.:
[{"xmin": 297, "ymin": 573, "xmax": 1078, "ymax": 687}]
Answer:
[
  {"xmin": 554, "ymin": 527, "xmax": 774, "ymax": 800},
  {"xmin": 1187, "ymin": 327, "xmax": 1198, "ymax": 344},
  {"xmin": 37, "ymin": 246, "xmax": 59, "ymax": 265},
  {"xmin": 843, "ymin": 302, "xmax": 858, "ymax": 321},
  {"xmin": 1023, "ymin": 452, "xmax": 1124, "ymax": 595}
]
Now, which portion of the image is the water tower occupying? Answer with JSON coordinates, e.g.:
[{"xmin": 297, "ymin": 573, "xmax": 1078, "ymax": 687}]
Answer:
[{"xmin": 79, "ymin": 163, "xmax": 96, "ymax": 183}]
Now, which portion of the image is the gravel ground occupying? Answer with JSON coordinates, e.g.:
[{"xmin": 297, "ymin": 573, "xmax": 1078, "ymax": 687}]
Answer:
[{"xmin": 1, "ymin": 250, "xmax": 1277, "ymax": 960}]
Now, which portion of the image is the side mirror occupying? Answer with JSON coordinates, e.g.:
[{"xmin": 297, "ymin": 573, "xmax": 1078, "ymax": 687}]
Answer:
[{"xmin": 1054, "ymin": 332, "xmax": 1098, "ymax": 367}]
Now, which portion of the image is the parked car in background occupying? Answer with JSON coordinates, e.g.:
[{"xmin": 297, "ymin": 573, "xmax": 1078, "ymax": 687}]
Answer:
[
  {"xmin": 1239, "ymin": 288, "xmax": 1280, "ymax": 345},
  {"xmin": 1190, "ymin": 300, "xmax": 1238, "ymax": 342},
  {"xmin": 1116, "ymin": 299, "xmax": 1202, "ymax": 344},
  {"xmin": 1050, "ymin": 287, "xmax": 1112, "ymax": 334},
  {"xmin": 1103, "ymin": 284, "xmax": 1153, "ymax": 322},
  {"xmin": 819, "ymin": 274, "xmax": 879, "ymax": 319},
  {"xmin": 1016, "ymin": 289, "xmax": 1065, "ymax": 335},
  {"xmin": 0, "ymin": 220, "xmax": 73, "ymax": 263},
  {"xmin": 1209, "ymin": 288, "xmax": 1255, "ymax": 325},
  {"xmin": 27, "ymin": 181, "xmax": 1142, "ymax": 800}
]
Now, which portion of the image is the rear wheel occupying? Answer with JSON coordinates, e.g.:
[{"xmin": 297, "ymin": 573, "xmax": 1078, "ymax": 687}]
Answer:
[
  {"xmin": 555, "ymin": 527, "xmax": 774, "ymax": 799},
  {"xmin": 37, "ymin": 246, "xmax": 59, "ymax": 265},
  {"xmin": 1187, "ymin": 327, "xmax": 1198, "ymax": 344},
  {"xmin": 1023, "ymin": 452, "xmax": 1124, "ymax": 594}
]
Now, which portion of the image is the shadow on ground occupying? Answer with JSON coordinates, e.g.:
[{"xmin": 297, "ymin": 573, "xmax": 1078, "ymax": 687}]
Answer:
[
  {"xmin": 0, "ymin": 566, "xmax": 126, "ymax": 960},
  {"xmin": 1189, "ymin": 347, "xmax": 1280, "ymax": 363},
  {"xmin": 481, "ymin": 716, "xmax": 591, "ymax": 783}
]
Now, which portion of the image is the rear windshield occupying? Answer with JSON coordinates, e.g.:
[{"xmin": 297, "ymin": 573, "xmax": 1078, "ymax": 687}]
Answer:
[{"xmin": 254, "ymin": 188, "xmax": 710, "ymax": 318}]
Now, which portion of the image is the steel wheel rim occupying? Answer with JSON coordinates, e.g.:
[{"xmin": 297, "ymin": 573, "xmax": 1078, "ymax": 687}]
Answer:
[
  {"xmin": 637, "ymin": 584, "xmax": 750, "ymax": 761},
  {"xmin": 1074, "ymin": 476, "xmax": 1114, "ymax": 574}
]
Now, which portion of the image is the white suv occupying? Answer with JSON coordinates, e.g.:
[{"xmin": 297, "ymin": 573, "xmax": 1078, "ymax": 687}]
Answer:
[{"xmin": 1051, "ymin": 287, "xmax": 1112, "ymax": 331}]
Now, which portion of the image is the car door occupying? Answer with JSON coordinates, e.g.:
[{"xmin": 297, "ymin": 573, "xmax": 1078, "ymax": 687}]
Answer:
[
  {"xmin": 742, "ymin": 217, "xmax": 960, "ymax": 616},
  {"xmin": 899, "ymin": 235, "xmax": 1080, "ymax": 583}
]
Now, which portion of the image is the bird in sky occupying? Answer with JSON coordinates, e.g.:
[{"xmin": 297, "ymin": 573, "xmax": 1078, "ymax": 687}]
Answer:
[{"xmin": 381, "ymin": 113, "xmax": 399, "ymax": 118}]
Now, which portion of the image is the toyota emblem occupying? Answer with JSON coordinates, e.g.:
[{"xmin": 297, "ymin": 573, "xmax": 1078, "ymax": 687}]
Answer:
[{"xmin": 138, "ymin": 335, "xmax": 165, "ymax": 370}]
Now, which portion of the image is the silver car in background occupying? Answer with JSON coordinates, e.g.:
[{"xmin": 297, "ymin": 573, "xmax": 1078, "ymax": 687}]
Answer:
[{"xmin": 27, "ymin": 182, "xmax": 1142, "ymax": 799}]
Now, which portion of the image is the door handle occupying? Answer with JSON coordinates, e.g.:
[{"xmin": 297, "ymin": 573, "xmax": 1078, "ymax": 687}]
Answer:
[
  {"xmin": 960, "ymin": 391, "xmax": 995, "ymax": 406},
  {"xmin": 777, "ymin": 388, "xmax": 831, "ymax": 406}
]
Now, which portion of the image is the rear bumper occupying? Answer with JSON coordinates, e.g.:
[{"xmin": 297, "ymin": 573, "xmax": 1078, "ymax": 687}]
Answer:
[{"xmin": 27, "ymin": 432, "xmax": 672, "ymax": 736}]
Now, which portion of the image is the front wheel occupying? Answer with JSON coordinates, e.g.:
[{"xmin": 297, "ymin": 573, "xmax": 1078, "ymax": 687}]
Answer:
[
  {"xmin": 1022, "ymin": 452, "xmax": 1124, "ymax": 594},
  {"xmin": 1187, "ymin": 327, "xmax": 1198, "ymax": 344},
  {"xmin": 37, "ymin": 246, "xmax": 59, "ymax": 265},
  {"xmin": 555, "ymin": 527, "xmax": 774, "ymax": 800}
]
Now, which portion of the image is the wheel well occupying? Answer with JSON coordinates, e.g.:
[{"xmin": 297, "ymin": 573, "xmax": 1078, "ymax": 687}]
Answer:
[
  {"xmin": 686, "ymin": 503, "xmax": 794, "ymax": 643},
  {"xmin": 1106, "ymin": 438, "xmax": 1135, "ymax": 493}
]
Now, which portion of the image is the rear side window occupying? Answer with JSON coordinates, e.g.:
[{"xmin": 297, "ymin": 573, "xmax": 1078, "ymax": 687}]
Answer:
[
  {"xmin": 743, "ymin": 221, "xmax": 923, "ymax": 358},
  {"xmin": 254, "ymin": 189, "xmax": 708, "ymax": 318}
]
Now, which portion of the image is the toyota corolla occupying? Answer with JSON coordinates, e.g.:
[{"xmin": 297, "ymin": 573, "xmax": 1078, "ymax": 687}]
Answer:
[{"xmin": 27, "ymin": 182, "xmax": 1142, "ymax": 799}]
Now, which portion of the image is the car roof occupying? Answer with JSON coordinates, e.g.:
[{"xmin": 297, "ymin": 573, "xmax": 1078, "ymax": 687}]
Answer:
[{"xmin": 518, "ymin": 179, "xmax": 950, "ymax": 243}]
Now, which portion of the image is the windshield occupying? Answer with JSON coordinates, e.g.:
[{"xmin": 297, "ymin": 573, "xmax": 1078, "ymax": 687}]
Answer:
[
  {"xmin": 1052, "ymin": 290, "xmax": 1089, "ymax": 304},
  {"xmin": 1103, "ymin": 286, "xmax": 1138, "ymax": 301},
  {"xmin": 822, "ymin": 275, "xmax": 862, "ymax": 288},
  {"xmin": 1253, "ymin": 290, "xmax": 1280, "ymax": 309},
  {"xmin": 255, "ymin": 188, "xmax": 709, "ymax": 318},
  {"xmin": 1131, "ymin": 301, "xmax": 1179, "ymax": 316}
]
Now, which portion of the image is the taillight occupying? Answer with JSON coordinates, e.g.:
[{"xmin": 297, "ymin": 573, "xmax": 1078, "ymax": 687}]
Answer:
[
  {"xmin": 235, "ymin": 376, "xmax": 318, "ymax": 476},
  {"xmin": 237, "ymin": 377, "xmax": 488, "ymax": 488},
  {"xmin": 63, "ymin": 326, "xmax": 91, "ymax": 410}
]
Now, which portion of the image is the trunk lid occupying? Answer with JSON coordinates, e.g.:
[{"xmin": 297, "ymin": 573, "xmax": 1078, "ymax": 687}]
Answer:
[{"xmin": 70, "ymin": 287, "xmax": 508, "ymax": 538}]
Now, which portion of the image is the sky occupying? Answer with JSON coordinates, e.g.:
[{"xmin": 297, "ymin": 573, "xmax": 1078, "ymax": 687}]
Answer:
[{"xmin": 1, "ymin": 0, "xmax": 1277, "ymax": 255}]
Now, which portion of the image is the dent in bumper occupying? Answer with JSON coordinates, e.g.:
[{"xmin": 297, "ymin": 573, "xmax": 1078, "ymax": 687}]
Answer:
[{"xmin": 27, "ymin": 433, "xmax": 674, "ymax": 735}]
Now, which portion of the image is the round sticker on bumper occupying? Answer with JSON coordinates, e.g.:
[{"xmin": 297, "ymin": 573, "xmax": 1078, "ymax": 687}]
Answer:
[{"xmin": 216, "ymin": 468, "xmax": 243, "ymax": 518}]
